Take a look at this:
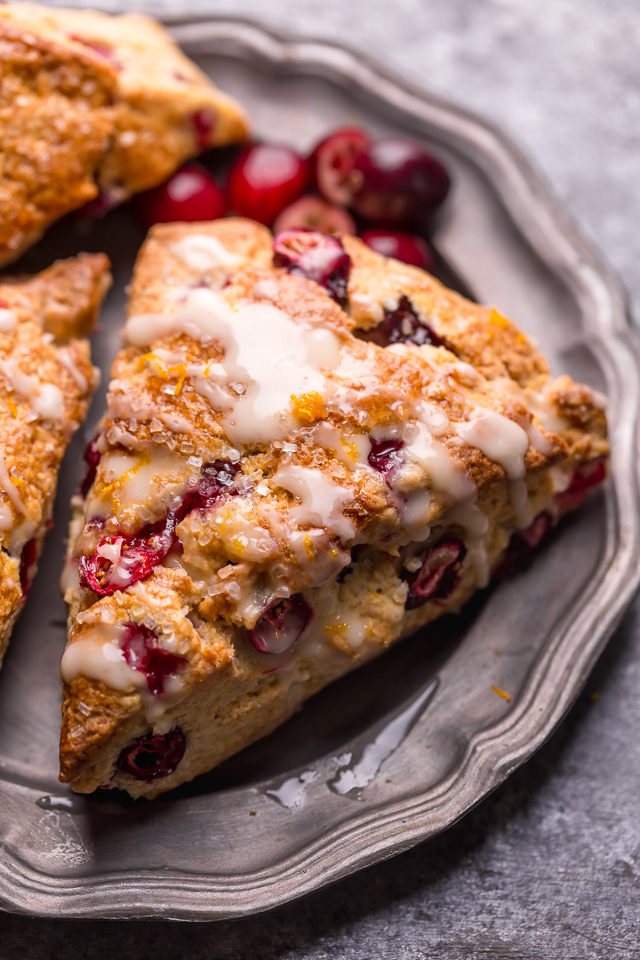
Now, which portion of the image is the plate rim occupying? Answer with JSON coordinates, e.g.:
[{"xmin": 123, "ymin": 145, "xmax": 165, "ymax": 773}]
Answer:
[{"xmin": 1, "ymin": 14, "xmax": 638, "ymax": 921}]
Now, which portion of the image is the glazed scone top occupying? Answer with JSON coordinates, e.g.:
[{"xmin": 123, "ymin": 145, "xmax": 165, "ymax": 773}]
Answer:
[
  {"xmin": 0, "ymin": 4, "xmax": 249, "ymax": 265},
  {"xmin": 67, "ymin": 220, "xmax": 606, "ymax": 627}
]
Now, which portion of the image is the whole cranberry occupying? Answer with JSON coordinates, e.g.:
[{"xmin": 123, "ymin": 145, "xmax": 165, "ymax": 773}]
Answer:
[
  {"xmin": 133, "ymin": 163, "xmax": 225, "ymax": 228},
  {"xmin": 350, "ymin": 138, "xmax": 450, "ymax": 224},
  {"xmin": 273, "ymin": 195, "xmax": 356, "ymax": 235},
  {"xmin": 248, "ymin": 594, "xmax": 313, "ymax": 655},
  {"xmin": 368, "ymin": 438, "xmax": 405, "ymax": 478},
  {"xmin": 121, "ymin": 623, "xmax": 186, "ymax": 697},
  {"xmin": 360, "ymin": 229, "xmax": 434, "ymax": 271},
  {"xmin": 310, "ymin": 127, "xmax": 371, "ymax": 206},
  {"xmin": 359, "ymin": 294, "xmax": 447, "ymax": 349},
  {"xmin": 226, "ymin": 144, "xmax": 309, "ymax": 226},
  {"xmin": 117, "ymin": 728, "xmax": 186, "ymax": 781}
]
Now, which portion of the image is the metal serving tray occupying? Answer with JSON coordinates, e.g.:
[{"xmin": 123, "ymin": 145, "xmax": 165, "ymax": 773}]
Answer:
[{"xmin": 0, "ymin": 17, "xmax": 638, "ymax": 920}]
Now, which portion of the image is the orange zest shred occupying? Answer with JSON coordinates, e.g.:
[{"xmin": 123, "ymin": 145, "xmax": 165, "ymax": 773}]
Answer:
[
  {"xmin": 324, "ymin": 621, "xmax": 348, "ymax": 637},
  {"xmin": 9, "ymin": 475, "xmax": 24, "ymax": 488},
  {"xmin": 491, "ymin": 685, "xmax": 512, "ymax": 702},
  {"xmin": 340, "ymin": 437, "xmax": 359, "ymax": 463},
  {"xmin": 167, "ymin": 364, "xmax": 188, "ymax": 396},
  {"xmin": 290, "ymin": 391, "xmax": 325, "ymax": 424},
  {"xmin": 100, "ymin": 454, "xmax": 150, "ymax": 497},
  {"xmin": 7, "ymin": 395, "xmax": 17, "ymax": 417},
  {"xmin": 137, "ymin": 353, "xmax": 168, "ymax": 378},
  {"xmin": 303, "ymin": 534, "xmax": 315, "ymax": 561},
  {"xmin": 489, "ymin": 309, "xmax": 511, "ymax": 330}
]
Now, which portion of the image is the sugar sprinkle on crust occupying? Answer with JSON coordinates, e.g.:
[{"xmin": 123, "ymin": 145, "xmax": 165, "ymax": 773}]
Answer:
[
  {"xmin": 59, "ymin": 221, "xmax": 607, "ymax": 798},
  {"xmin": 0, "ymin": 4, "xmax": 249, "ymax": 267},
  {"xmin": 0, "ymin": 252, "xmax": 109, "ymax": 669}
]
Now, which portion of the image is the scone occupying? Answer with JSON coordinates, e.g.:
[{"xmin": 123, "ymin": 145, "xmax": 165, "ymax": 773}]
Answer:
[
  {"xmin": 59, "ymin": 221, "xmax": 608, "ymax": 798},
  {"xmin": 0, "ymin": 252, "xmax": 109, "ymax": 668},
  {"xmin": 0, "ymin": 3, "xmax": 248, "ymax": 266}
]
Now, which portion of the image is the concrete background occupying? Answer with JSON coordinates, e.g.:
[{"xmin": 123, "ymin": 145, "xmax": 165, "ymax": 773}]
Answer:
[{"xmin": 5, "ymin": 1, "xmax": 640, "ymax": 957}]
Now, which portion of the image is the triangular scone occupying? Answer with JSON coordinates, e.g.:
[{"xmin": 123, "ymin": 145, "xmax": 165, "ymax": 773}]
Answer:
[
  {"xmin": 0, "ymin": 4, "xmax": 249, "ymax": 267},
  {"xmin": 0, "ymin": 253, "xmax": 109, "ymax": 667},
  {"xmin": 59, "ymin": 222, "xmax": 607, "ymax": 798}
]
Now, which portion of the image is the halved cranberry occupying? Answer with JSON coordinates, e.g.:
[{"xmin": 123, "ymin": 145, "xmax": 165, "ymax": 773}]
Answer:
[
  {"xmin": 495, "ymin": 512, "xmax": 553, "ymax": 580},
  {"xmin": 350, "ymin": 138, "xmax": 450, "ymax": 224},
  {"xmin": 359, "ymin": 294, "xmax": 446, "ymax": 348},
  {"xmin": 368, "ymin": 438, "xmax": 404, "ymax": 478},
  {"xmin": 273, "ymin": 230, "xmax": 351, "ymax": 307},
  {"xmin": 555, "ymin": 457, "xmax": 607, "ymax": 516},
  {"xmin": 116, "ymin": 728, "xmax": 186, "ymax": 781},
  {"xmin": 79, "ymin": 432, "xmax": 102, "ymax": 498},
  {"xmin": 133, "ymin": 163, "xmax": 225, "ymax": 228},
  {"xmin": 227, "ymin": 145, "xmax": 309, "ymax": 226},
  {"xmin": 192, "ymin": 109, "xmax": 215, "ymax": 151},
  {"xmin": 248, "ymin": 594, "xmax": 313, "ymax": 655},
  {"xmin": 79, "ymin": 460, "xmax": 239, "ymax": 596},
  {"xmin": 19, "ymin": 538, "xmax": 38, "ymax": 604},
  {"xmin": 404, "ymin": 540, "xmax": 466, "ymax": 610},
  {"xmin": 69, "ymin": 34, "xmax": 118, "ymax": 64},
  {"xmin": 121, "ymin": 623, "xmax": 186, "ymax": 697},
  {"xmin": 273, "ymin": 195, "xmax": 356, "ymax": 236},
  {"xmin": 310, "ymin": 127, "xmax": 371, "ymax": 206},
  {"xmin": 360, "ymin": 229, "xmax": 434, "ymax": 272}
]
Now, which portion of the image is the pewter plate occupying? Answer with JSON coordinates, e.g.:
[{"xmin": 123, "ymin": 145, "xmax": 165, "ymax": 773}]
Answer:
[{"xmin": 0, "ymin": 18, "xmax": 638, "ymax": 921}]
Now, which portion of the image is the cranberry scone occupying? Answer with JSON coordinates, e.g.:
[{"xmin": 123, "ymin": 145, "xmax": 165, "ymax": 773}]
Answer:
[
  {"xmin": 0, "ymin": 3, "xmax": 248, "ymax": 267},
  {"xmin": 0, "ymin": 252, "xmax": 108, "ymax": 667},
  {"xmin": 59, "ymin": 221, "xmax": 607, "ymax": 798}
]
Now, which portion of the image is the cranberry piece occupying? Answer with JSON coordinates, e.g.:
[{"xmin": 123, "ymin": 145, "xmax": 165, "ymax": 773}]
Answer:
[
  {"xmin": 69, "ymin": 34, "xmax": 118, "ymax": 64},
  {"xmin": 79, "ymin": 460, "xmax": 239, "ymax": 596},
  {"xmin": 133, "ymin": 163, "xmax": 226, "ymax": 228},
  {"xmin": 310, "ymin": 127, "xmax": 371, "ymax": 206},
  {"xmin": 116, "ymin": 728, "xmax": 186, "ymax": 781},
  {"xmin": 495, "ymin": 512, "xmax": 553, "ymax": 580},
  {"xmin": 273, "ymin": 229, "xmax": 351, "ymax": 307},
  {"xmin": 19, "ymin": 538, "xmax": 38, "ymax": 604},
  {"xmin": 79, "ymin": 432, "xmax": 102, "ymax": 498},
  {"xmin": 360, "ymin": 294, "xmax": 446, "ymax": 348},
  {"xmin": 273, "ymin": 195, "xmax": 356, "ymax": 236},
  {"xmin": 404, "ymin": 540, "xmax": 466, "ymax": 610},
  {"xmin": 192, "ymin": 109, "xmax": 215, "ymax": 151},
  {"xmin": 555, "ymin": 457, "xmax": 607, "ymax": 516},
  {"xmin": 368, "ymin": 438, "xmax": 404, "ymax": 478},
  {"xmin": 121, "ymin": 623, "xmax": 186, "ymax": 697},
  {"xmin": 74, "ymin": 189, "xmax": 119, "ymax": 222},
  {"xmin": 350, "ymin": 138, "xmax": 450, "ymax": 225},
  {"xmin": 227, "ymin": 145, "xmax": 309, "ymax": 226},
  {"xmin": 360, "ymin": 229, "xmax": 435, "ymax": 272},
  {"xmin": 248, "ymin": 594, "xmax": 313, "ymax": 655}
]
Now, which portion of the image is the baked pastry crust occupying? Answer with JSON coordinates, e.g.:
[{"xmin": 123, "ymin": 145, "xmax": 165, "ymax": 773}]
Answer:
[
  {"xmin": 0, "ymin": 4, "xmax": 249, "ymax": 267},
  {"xmin": 59, "ymin": 221, "xmax": 607, "ymax": 797},
  {"xmin": 0, "ymin": 252, "xmax": 109, "ymax": 667}
]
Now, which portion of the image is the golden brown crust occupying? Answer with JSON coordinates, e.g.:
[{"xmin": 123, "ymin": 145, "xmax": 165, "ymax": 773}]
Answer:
[
  {"xmin": 0, "ymin": 4, "xmax": 249, "ymax": 267},
  {"xmin": 59, "ymin": 222, "xmax": 607, "ymax": 797},
  {"xmin": 0, "ymin": 252, "xmax": 110, "ymax": 668}
]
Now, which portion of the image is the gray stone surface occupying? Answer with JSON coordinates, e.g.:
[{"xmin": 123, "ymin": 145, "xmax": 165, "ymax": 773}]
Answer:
[{"xmin": 4, "ymin": 1, "xmax": 640, "ymax": 956}]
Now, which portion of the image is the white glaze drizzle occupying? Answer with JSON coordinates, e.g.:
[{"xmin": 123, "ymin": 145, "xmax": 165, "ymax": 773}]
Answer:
[
  {"xmin": 171, "ymin": 234, "xmax": 242, "ymax": 272},
  {"xmin": 456, "ymin": 409, "xmax": 529, "ymax": 480},
  {"xmin": 0, "ymin": 309, "xmax": 16, "ymax": 333},
  {"xmin": 273, "ymin": 464, "xmax": 356, "ymax": 541},
  {"xmin": 0, "ymin": 359, "xmax": 65, "ymax": 422},
  {"xmin": 0, "ymin": 452, "xmax": 26, "ymax": 515}
]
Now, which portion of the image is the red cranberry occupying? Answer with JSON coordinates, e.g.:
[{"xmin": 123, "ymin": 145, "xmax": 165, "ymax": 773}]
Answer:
[
  {"xmin": 121, "ymin": 623, "xmax": 186, "ymax": 697},
  {"xmin": 404, "ymin": 540, "xmax": 466, "ymax": 610},
  {"xmin": 133, "ymin": 164, "xmax": 226, "ymax": 228},
  {"xmin": 310, "ymin": 127, "xmax": 371, "ymax": 206},
  {"xmin": 360, "ymin": 229, "xmax": 434, "ymax": 272},
  {"xmin": 79, "ymin": 460, "xmax": 239, "ymax": 596},
  {"xmin": 69, "ymin": 34, "xmax": 119, "ymax": 65},
  {"xmin": 79, "ymin": 432, "xmax": 102, "ymax": 498},
  {"xmin": 555, "ymin": 457, "xmax": 607, "ymax": 516},
  {"xmin": 368, "ymin": 438, "xmax": 405, "ymax": 478},
  {"xmin": 273, "ymin": 195, "xmax": 356, "ymax": 235},
  {"xmin": 226, "ymin": 145, "xmax": 309, "ymax": 226},
  {"xmin": 116, "ymin": 728, "xmax": 186, "ymax": 781},
  {"xmin": 273, "ymin": 229, "xmax": 351, "ymax": 307},
  {"xmin": 350, "ymin": 138, "xmax": 450, "ymax": 224},
  {"xmin": 359, "ymin": 294, "xmax": 447, "ymax": 348},
  {"xmin": 494, "ymin": 512, "xmax": 553, "ymax": 580},
  {"xmin": 192, "ymin": 109, "xmax": 215, "ymax": 151},
  {"xmin": 19, "ymin": 538, "xmax": 38, "ymax": 604},
  {"xmin": 74, "ymin": 189, "xmax": 119, "ymax": 222},
  {"xmin": 248, "ymin": 594, "xmax": 313, "ymax": 655}
]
